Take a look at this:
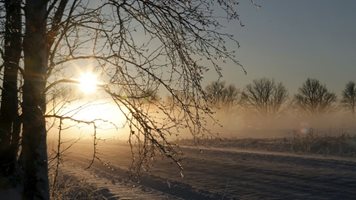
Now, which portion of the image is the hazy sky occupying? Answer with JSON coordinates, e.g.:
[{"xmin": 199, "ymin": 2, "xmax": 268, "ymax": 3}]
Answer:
[{"xmin": 216, "ymin": 0, "xmax": 356, "ymax": 95}]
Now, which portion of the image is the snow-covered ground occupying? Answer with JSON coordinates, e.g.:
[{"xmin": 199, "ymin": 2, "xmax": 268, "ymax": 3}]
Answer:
[{"xmin": 60, "ymin": 141, "xmax": 356, "ymax": 199}]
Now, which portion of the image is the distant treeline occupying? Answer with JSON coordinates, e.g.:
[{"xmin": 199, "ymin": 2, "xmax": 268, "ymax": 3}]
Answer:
[
  {"xmin": 142, "ymin": 78, "xmax": 355, "ymax": 117},
  {"xmin": 203, "ymin": 78, "xmax": 356, "ymax": 116}
]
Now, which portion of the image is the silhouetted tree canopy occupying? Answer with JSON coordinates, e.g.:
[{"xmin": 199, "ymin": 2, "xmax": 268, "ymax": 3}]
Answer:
[
  {"xmin": 240, "ymin": 78, "xmax": 288, "ymax": 115},
  {"xmin": 205, "ymin": 81, "xmax": 239, "ymax": 108},
  {"xmin": 294, "ymin": 78, "xmax": 336, "ymax": 114},
  {"xmin": 341, "ymin": 81, "xmax": 356, "ymax": 115}
]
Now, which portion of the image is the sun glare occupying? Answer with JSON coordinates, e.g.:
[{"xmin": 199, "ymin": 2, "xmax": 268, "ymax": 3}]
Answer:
[{"xmin": 78, "ymin": 72, "xmax": 98, "ymax": 94}]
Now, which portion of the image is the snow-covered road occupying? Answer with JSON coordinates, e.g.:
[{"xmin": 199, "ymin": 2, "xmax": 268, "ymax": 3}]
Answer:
[{"xmin": 63, "ymin": 142, "xmax": 356, "ymax": 199}]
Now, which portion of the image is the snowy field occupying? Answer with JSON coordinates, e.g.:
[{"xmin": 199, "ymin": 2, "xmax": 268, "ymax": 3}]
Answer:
[{"xmin": 55, "ymin": 140, "xmax": 356, "ymax": 200}]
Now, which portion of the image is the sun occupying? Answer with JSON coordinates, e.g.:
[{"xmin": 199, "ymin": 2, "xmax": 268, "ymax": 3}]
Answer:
[{"xmin": 78, "ymin": 72, "xmax": 98, "ymax": 94}]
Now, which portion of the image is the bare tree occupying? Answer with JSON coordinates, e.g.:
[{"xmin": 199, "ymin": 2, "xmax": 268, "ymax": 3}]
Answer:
[
  {"xmin": 224, "ymin": 84, "xmax": 240, "ymax": 107},
  {"xmin": 294, "ymin": 78, "xmax": 336, "ymax": 114},
  {"xmin": 205, "ymin": 81, "xmax": 239, "ymax": 108},
  {"xmin": 0, "ymin": 0, "xmax": 22, "ymax": 177},
  {"xmin": 240, "ymin": 78, "xmax": 288, "ymax": 115},
  {"xmin": 0, "ymin": 0, "xmax": 244, "ymax": 198},
  {"xmin": 21, "ymin": 1, "xmax": 50, "ymax": 198},
  {"xmin": 341, "ymin": 81, "xmax": 356, "ymax": 115}
]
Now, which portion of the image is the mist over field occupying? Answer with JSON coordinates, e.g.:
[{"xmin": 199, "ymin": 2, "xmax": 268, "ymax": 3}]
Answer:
[
  {"xmin": 211, "ymin": 109, "xmax": 356, "ymax": 138},
  {"xmin": 45, "ymin": 101, "xmax": 356, "ymax": 142}
]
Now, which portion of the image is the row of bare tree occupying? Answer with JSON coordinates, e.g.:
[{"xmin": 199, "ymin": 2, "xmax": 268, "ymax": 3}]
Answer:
[{"xmin": 204, "ymin": 78, "xmax": 356, "ymax": 116}]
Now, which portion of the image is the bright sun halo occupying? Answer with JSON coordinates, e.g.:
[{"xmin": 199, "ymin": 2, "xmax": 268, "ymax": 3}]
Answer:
[{"xmin": 78, "ymin": 72, "xmax": 98, "ymax": 94}]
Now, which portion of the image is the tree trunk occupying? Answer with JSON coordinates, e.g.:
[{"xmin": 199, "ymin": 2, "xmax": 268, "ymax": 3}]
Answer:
[
  {"xmin": 0, "ymin": 0, "xmax": 22, "ymax": 176},
  {"xmin": 22, "ymin": 0, "xmax": 49, "ymax": 199}
]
